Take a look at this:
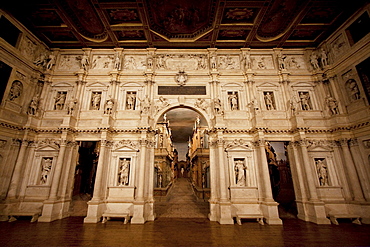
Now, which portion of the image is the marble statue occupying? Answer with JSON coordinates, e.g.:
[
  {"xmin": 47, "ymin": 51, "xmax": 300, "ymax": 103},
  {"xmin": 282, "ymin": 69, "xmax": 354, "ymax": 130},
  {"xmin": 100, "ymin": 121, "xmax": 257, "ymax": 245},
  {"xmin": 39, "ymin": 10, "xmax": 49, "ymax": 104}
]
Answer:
[
  {"xmin": 118, "ymin": 158, "xmax": 130, "ymax": 186},
  {"xmin": 210, "ymin": 54, "xmax": 217, "ymax": 70},
  {"xmin": 80, "ymin": 52, "xmax": 89, "ymax": 71},
  {"xmin": 277, "ymin": 53, "xmax": 286, "ymax": 70},
  {"xmin": 299, "ymin": 92, "xmax": 311, "ymax": 110},
  {"xmin": 320, "ymin": 49, "xmax": 328, "ymax": 67},
  {"xmin": 264, "ymin": 92, "xmax": 275, "ymax": 110},
  {"xmin": 139, "ymin": 95, "xmax": 151, "ymax": 114},
  {"xmin": 34, "ymin": 53, "xmax": 47, "ymax": 67},
  {"xmin": 46, "ymin": 54, "xmax": 56, "ymax": 70},
  {"xmin": 234, "ymin": 160, "xmax": 247, "ymax": 186},
  {"xmin": 126, "ymin": 92, "xmax": 136, "ymax": 110},
  {"xmin": 54, "ymin": 92, "xmax": 66, "ymax": 110},
  {"xmin": 91, "ymin": 92, "xmax": 101, "ymax": 110},
  {"xmin": 27, "ymin": 96, "xmax": 39, "ymax": 115},
  {"xmin": 347, "ymin": 79, "xmax": 361, "ymax": 100},
  {"xmin": 316, "ymin": 159, "xmax": 328, "ymax": 186},
  {"xmin": 105, "ymin": 99, "xmax": 114, "ymax": 115},
  {"xmin": 310, "ymin": 52, "xmax": 320, "ymax": 70},
  {"xmin": 41, "ymin": 158, "xmax": 52, "ymax": 184},
  {"xmin": 67, "ymin": 98, "xmax": 77, "ymax": 115},
  {"xmin": 114, "ymin": 53, "xmax": 121, "ymax": 70},
  {"xmin": 325, "ymin": 95, "xmax": 339, "ymax": 115},
  {"xmin": 213, "ymin": 98, "xmax": 224, "ymax": 115},
  {"xmin": 244, "ymin": 53, "xmax": 251, "ymax": 70},
  {"xmin": 228, "ymin": 92, "xmax": 238, "ymax": 111}
]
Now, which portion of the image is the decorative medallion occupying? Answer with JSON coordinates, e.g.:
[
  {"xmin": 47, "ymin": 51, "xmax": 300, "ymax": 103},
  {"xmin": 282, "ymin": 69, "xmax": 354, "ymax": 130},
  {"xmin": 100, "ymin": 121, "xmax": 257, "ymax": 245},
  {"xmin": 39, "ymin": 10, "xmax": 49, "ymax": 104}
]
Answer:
[{"xmin": 175, "ymin": 70, "xmax": 188, "ymax": 86}]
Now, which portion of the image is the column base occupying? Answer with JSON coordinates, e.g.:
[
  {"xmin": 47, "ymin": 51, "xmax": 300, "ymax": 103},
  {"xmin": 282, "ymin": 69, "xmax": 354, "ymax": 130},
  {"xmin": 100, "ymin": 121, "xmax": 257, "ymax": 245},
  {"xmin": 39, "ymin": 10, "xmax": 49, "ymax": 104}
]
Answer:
[
  {"xmin": 218, "ymin": 202, "xmax": 234, "ymax": 225},
  {"xmin": 83, "ymin": 200, "xmax": 105, "ymax": 223},
  {"xmin": 260, "ymin": 201, "xmax": 283, "ymax": 225},
  {"xmin": 38, "ymin": 200, "xmax": 69, "ymax": 222},
  {"xmin": 131, "ymin": 201, "xmax": 145, "ymax": 224},
  {"xmin": 297, "ymin": 200, "xmax": 331, "ymax": 224}
]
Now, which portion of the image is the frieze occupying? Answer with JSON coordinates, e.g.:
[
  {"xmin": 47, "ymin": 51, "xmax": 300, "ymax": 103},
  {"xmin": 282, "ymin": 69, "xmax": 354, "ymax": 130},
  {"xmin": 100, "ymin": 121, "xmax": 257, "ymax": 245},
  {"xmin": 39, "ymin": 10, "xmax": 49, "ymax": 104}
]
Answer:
[
  {"xmin": 123, "ymin": 55, "xmax": 147, "ymax": 70},
  {"xmin": 156, "ymin": 54, "xmax": 208, "ymax": 71},
  {"xmin": 217, "ymin": 55, "xmax": 240, "ymax": 70},
  {"xmin": 58, "ymin": 55, "xmax": 80, "ymax": 71}
]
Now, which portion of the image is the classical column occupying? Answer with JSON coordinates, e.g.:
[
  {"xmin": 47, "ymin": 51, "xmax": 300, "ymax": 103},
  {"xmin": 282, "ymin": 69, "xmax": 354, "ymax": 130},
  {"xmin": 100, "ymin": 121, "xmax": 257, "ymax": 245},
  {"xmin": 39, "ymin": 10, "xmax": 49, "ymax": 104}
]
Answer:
[
  {"xmin": 256, "ymin": 140, "xmax": 274, "ymax": 201},
  {"xmin": 208, "ymin": 136, "xmax": 218, "ymax": 221},
  {"xmin": 48, "ymin": 139, "xmax": 67, "ymax": 200},
  {"xmin": 90, "ymin": 140, "xmax": 107, "ymax": 201},
  {"xmin": 299, "ymin": 139, "xmax": 319, "ymax": 201},
  {"xmin": 340, "ymin": 139, "xmax": 365, "ymax": 201},
  {"xmin": 7, "ymin": 140, "xmax": 29, "ymax": 199}
]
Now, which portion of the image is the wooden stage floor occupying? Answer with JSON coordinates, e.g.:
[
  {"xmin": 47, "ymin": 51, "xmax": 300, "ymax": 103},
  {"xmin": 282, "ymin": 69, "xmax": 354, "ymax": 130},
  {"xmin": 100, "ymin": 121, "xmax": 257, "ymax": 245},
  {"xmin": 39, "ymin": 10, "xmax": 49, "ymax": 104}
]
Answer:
[{"xmin": 0, "ymin": 217, "xmax": 369, "ymax": 246}]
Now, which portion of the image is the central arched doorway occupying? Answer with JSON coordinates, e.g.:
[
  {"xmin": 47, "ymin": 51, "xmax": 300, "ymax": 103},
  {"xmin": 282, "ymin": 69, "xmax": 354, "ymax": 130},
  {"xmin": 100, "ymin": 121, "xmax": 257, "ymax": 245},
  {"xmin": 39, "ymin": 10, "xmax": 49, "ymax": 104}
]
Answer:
[{"xmin": 153, "ymin": 106, "xmax": 210, "ymax": 218}]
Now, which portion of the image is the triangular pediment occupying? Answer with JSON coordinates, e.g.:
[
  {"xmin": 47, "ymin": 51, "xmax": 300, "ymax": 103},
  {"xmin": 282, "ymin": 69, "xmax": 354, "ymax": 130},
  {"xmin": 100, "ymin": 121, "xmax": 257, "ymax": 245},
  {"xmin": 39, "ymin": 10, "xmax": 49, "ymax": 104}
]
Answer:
[
  {"xmin": 113, "ymin": 140, "xmax": 140, "ymax": 152},
  {"xmin": 37, "ymin": 144, "xmax": 59, "ymax": 151},
  {"xmin": 308, "ymin": 145, "xmax": 332, "ymax": 152},
  {"xmin": 87, "ymin": 81, "xmax": 106, "ymax": 87}
]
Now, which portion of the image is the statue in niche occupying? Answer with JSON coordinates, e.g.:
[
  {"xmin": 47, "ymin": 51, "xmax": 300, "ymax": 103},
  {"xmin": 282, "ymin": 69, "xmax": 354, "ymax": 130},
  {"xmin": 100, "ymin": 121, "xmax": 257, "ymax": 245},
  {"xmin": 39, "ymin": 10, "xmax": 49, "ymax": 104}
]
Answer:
[
  {"xmin": 228, "ymin": 92, "xmax": 239, "ymax": 111},
  {"xmin": 213, "ymin": 98, "xmax": 224, "ymax": 115},
  {"xmin": 113, "ymin": 53, "xmax": 121, "ymax": 70},
  {"xmin": 104, "ymin": 99, "xmax": 114, "ymax": 115},
  {"xmin": 126, "ymin": 92, "xmax": 136, "ymax": 110},
  {"xmin": 310, "ymin": 52, "xmax": 320, "ymax": 70},
  {"xmin": 264, "ymin": 92, "xmax": 275, "ymax": 110},
  {"xmin": 118, "ymin": 158, "xmax": 130, "ymax": 186},
  {"xmin": 325, "ymin": 95, "xmax": 339, "ymax": 115},
  {"xmin": 299, "ymin": 92, "xmax": 311, "ymax": 110},
  {"xmin": 46, "ymin": 54, "xmax": 56, "ymax": 70},
  {"xmin": 54, "ymin": 92, "xmax": 66, "ymax": 110},
  {"xmin": 124, "ymin": 56, "xmax": 137, "ymax": 70},
  {"xmin": 8, "ymin": 80, "xmax": 23, "ymax": 101},
  {"xmin": 91, "ymin": 92, "xmax": 101, "ymax": 110},
  {"xmin": 316, "ymin": 159, "xmax": 329, "ymax": 186},
  {"xmin": 195, "ymin": 98, "xmax": 208, "ymax": 111},
  {"xmin": 320, "ymin": 49, "xmax": 328, "ymax": 67},
  {"xmin": 277, "ymin": 53, "xmax": 286, "ymax": 70},
  {"xmin": 67, "ymin": 98, "xmax": 77, "ymax": 115},
  {"xmin": 139, "ymin": 95, "xmax": 151, "ymax": 114},
  {"xmin": 79, "ymin": 52, "xmax": 89, "ymax": 71},
  {"xmin": 40, "ymin": 158, "xmax": 52, "ymax": 184},
  {"xmin": 234, "ymin": 160, "xmax": 247, "ymax": 186},
  {"xmin": 27, "ymin": 96, "xmax": 39, "ymax": 115},
  {"xmin": 346, "ymin": 79, "xmax": 361, "ymax": 101}
]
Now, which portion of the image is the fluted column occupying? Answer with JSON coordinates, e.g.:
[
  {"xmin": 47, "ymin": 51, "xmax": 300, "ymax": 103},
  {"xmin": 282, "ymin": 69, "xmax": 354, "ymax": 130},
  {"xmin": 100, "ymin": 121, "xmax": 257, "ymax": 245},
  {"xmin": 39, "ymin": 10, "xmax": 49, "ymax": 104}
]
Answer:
[
  {"xmin": 339, "ymin": 139, "xmax": 365, "ymax": 201},
  {"xmin": 48, "ymin": 139, "xmax": 67, "ymax": 200},
  {"xmin": 7, "ymin": 140, "xmax": 29, "ymax": 199},
  {"xmin": 217, "ymin": 138, "xmax": 228, "ymax": 202}
]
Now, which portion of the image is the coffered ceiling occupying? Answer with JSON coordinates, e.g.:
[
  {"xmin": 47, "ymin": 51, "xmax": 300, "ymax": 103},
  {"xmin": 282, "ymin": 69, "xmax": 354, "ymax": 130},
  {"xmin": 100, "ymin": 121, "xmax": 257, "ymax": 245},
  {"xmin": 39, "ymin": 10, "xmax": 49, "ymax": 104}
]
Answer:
[{"xmin": 1, "ymin": 0, "xmax": 366, "ymax": 49}]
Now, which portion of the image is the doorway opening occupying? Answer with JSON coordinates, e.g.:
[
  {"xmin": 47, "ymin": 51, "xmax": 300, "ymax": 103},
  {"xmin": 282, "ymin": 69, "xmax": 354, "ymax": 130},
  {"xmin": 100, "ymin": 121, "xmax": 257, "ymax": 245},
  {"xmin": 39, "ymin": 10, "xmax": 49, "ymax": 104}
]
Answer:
[
  {"xmin": 266, "ymin": 141, "xmax": 297, "ymax": 219},
  {"xmin": 69, "ymin": 141, "xmax": 99, "ymax": 216},
  {"xmin": 154, "ymin": 107, "xmax": 210, "ymax": 218}
]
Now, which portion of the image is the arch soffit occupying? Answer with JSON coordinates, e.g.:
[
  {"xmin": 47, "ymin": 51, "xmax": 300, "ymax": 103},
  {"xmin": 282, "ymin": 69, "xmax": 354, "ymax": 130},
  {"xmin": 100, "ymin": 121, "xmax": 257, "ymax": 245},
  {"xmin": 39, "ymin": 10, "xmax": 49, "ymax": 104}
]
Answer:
[{"xmin": 153, "ymin": 103, "xmax": 212, "ymax": 129}]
